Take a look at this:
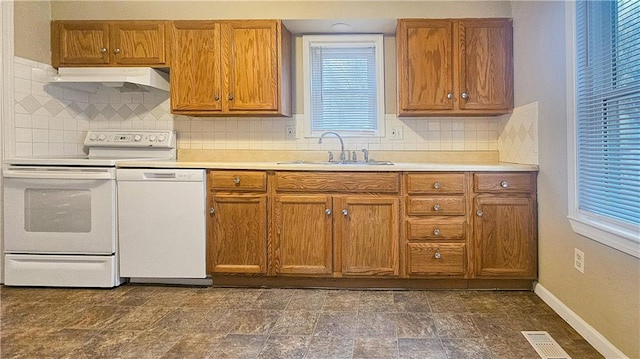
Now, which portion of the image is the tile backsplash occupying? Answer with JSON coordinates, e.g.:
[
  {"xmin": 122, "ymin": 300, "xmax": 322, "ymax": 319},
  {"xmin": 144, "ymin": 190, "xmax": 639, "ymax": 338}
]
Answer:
[{"xmin": 10, "ymin": 57, "xmax": 531, "ymax": 160}]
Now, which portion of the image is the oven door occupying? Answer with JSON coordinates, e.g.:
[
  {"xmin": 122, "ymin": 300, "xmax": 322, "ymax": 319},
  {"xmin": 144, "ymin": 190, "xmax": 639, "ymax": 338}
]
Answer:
[{"xmin": 3, "ymin": 166, "xmax": 117, "ymax": 254}]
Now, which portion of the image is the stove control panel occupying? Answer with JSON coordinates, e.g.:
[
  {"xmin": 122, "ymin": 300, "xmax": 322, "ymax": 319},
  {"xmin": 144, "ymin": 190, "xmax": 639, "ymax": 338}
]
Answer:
[{"xmin": 84, "ymin": 130, "xmax": 176, "ymax": 148}]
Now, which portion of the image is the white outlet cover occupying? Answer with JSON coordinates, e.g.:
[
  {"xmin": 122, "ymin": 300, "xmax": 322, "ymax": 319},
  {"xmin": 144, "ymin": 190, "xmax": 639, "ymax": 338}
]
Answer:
[{"xmin": 574, "ymin": 248, "xmax": 584, "ymax": 273}]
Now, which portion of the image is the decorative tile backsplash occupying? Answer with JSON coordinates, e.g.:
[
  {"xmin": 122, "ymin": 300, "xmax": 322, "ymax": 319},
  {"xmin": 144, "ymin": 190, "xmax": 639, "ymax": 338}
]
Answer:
[
  {"xmin": 498, "ymin": 101, "xmax": 539, "ymax": 165},
  {"xmin": 11, "ymin": 56, "xmax": 530, "ymax": 160}
]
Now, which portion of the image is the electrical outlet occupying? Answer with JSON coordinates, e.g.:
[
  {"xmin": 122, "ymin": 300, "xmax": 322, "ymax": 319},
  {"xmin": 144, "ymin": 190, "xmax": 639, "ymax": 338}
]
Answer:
[
  {"xmin": 285, "ymin": 125, "xmax": 296, "ymax": 139},
  {"xmin": 391, "ymin": 127, "xmax": 403, "ymax": 140},
  {"xmin": 574, "ymin": 248, "xmax": 585, "ymax": 273}
]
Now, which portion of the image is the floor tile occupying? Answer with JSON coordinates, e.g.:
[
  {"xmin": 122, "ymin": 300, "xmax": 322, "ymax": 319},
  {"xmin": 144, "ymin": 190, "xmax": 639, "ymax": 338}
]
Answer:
[
  {"xmin": 396, "ymin": 312, "xmax": 438, "ymax": 338},
  {"xmin": 208, "ymin": 334, "xmax": 268, "ymax": 359},
  {"xmin": 305, "ymin": 336, "xmax": 355, "ymax": 359},
  {"xmin": 441, "ymin": 338, "xmax": 493, "ymax": 359},
  {"xmin": 433, "ymin": 313, "xmax": 482, "ymax": 338},
  {"xmin": 257, "ymin": 335, "xmax": 310, "ymax": 359},
  {"xmin": 270, "ymin": 310, "xmax": 319, "ymax": 335},
  {"xmin": 313, "ymin": 311, "xmax": 358, "ymax": 337},
  {"xmin": 356, "ymin": 311, "xmax": 397, "ymax": 337},
  {"xmin": 397, "ymin": 338, "xmax": 447, "ymax": 359},
  {"xmin": 353, "ymin": 337, "xmax": 399, "ymax": 359}
]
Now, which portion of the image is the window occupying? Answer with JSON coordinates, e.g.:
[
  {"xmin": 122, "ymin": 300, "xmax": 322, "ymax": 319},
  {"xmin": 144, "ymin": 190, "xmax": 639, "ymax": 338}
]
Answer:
[
  {"xmin": 568, "ymin": 0, "xmax": 640, "ymax": 258},
  {"xmin": 302, "ymin": 35, "xmax": 385, "ymax": 137}
]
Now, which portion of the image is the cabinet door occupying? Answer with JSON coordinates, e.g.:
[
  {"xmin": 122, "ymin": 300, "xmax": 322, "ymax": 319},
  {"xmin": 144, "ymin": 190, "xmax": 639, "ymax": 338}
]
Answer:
[
  {"xmin": 171, "ymin": 21, "xmax": 222, "ymax": 113},
  {"xmin": 337, "ymin": 196, "xmax": 400, "ymax": 276},
  {"xmin": 208, "ymin": 194, "xmax": 267, "ymax": 274},
  {"xmin": 223, "ymin": 21, "xmax": 279, "ymax": 112},
  {"xmin": 473, "ymin": 196, "xmax": 536, "ymax": 278},
  {"xmin": 397, "ymin": 20, "xmax": 454, "ymax": 113},
  {"xmin": 272, "ymin": 195, "xmax": 333, "ymax": 275},
  {"xmin": 112, "ymin": 21, "xmax": 167, "ymax": 65},
  {"xmin": 56, "ymin": 22, "xmax": 110, "ymax": 65},
  {"xmin": 458, "ymin": 19, "xmax": 513, "ymax": 111}
]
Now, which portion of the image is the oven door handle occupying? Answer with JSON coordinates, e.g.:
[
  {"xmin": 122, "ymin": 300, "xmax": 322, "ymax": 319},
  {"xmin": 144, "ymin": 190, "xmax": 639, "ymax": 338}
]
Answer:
[{"xmin": 3, "ymin": 168, "xmax": 115, "ymax": 180}]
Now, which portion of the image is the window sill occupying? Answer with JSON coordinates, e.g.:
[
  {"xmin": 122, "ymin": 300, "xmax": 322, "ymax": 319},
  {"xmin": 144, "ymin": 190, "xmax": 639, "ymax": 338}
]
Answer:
[{"xmin": 568, "ymin": 214, "xmax": 640, "ymax": 259}]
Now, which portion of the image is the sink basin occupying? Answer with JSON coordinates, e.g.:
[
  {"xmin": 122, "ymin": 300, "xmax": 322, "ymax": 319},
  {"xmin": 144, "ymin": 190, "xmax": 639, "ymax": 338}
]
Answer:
[{"xmin": 277, "ymin": 160, "xmax": 393, "ymax": 166}]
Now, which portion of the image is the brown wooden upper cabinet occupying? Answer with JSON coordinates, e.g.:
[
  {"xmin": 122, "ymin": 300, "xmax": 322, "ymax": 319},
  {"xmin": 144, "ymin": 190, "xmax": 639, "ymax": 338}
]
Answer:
[
  {"xmin": 396, "ymin": 18, "xmax": 513, "ymax": 116},
  {"xmin": 51, "ymin": 21, "xmax": 169, "ymax": 68},
  {"xmin": 170, "ymin": 20, "xmax": 292, "ymax": 117}
]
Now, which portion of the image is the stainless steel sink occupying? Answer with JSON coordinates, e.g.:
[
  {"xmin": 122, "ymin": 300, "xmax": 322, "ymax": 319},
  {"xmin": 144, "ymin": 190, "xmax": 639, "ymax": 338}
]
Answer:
[{"xmin": 277, "ymin": 160, "xmax": 393, "ymax": 166}]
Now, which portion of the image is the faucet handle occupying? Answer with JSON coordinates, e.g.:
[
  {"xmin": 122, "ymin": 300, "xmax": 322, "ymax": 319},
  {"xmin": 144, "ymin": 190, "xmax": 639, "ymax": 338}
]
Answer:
[
  {"xmin": 351, "ymin": 151, "xmax": 357, "ymax": 161},
  {"xmin": 361, "ymin": 149, "xmax": 369, "ymax": 162},
  {"xmin": 327, "ymin": 151, "xmax": 334, "ymax": 162}
]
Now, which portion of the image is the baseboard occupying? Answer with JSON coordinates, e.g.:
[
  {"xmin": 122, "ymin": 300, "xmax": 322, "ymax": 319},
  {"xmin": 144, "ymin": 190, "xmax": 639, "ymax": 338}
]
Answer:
[{"xmin": 533, "ymin": 282, "xmax": 629, "ymax": 359}]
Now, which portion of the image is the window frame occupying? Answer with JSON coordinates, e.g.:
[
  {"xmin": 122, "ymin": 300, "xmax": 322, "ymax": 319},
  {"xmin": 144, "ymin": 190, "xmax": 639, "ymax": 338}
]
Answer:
[
  {"xmin": 566, "ymin": 0, "xmax": 640, "ymax": 259},
  {"xmin": 302, "ymin": 34, "xmax": 385, "ymax": 138}
]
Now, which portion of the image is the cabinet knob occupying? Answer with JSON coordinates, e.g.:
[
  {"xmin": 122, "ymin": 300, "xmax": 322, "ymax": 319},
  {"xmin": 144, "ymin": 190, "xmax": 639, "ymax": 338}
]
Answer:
[
  {"xmin": 461, "ymin": 92, "xmax": 469, "ymax": 100},
  {"xmin": 113, "ymin": 48, "xmax": 121, "ymax": 54},
  {"xmin": 214, "ymin": 95, "xmax": 220, "ymax": 101},
  {"xmin": 233, "ymin": 176, "xmax": 241, "ymax": 185},
  {"xmin": 447, "ymin": 93, "xmax": 453, "ymax": 100},
  {"xmin": 433, "ymin": 228, "xmax": 441, "ymax": 236},
  {"xmin": 209, "ymin": 207, "xmax": 215, "ymax": 216},
  {"xmin": 433, "ymin": 204, "xmax": 441, "ymax": 212},
  {"xmin": 325, "ymin": 208, "xmax": 332, "ymax": 215},
  {"xmin": 100, "ymin": 47, "xmax": 107, "ymax": 53},
  {"xmin": 434, "ymin": 251, "xmax": 442, "ymax": 260},
  {"xmin": 476, "ymin": 209, "xmax": 484, "ymax": 217},
  {"xmin": 228, "ymin": 95, "xmax": 234, "ymax": 101},
  {"xmin": 500, "ymin": 181, "xmax": 509, "ymax": 188},
  {"xmin": 342, "ymin": 209, "xmax": 348, "ymax": 216},
  {"xmin": 433, "ymin": 182, "xmax": 441, "ymax": 189}
]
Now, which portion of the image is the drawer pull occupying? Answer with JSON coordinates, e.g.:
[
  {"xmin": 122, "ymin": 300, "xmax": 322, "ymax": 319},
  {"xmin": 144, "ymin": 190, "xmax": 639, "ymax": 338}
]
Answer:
[
  {"xmin": 433, "ymin": 228, "xmax": 441, "ymax": 236},
  {"xmin": 233, "ymin": 176, "xmax": 241, "ymax": 185},
  {"xmin": 476, "ymin": 209, "xmax": 484, "ymax": 217},
  {"xmin": 433, "ymin": 204, "xmax": 441, "ymax": 212},
  {"xmin": 434, "ymin": 251, "xmax": 442, "ymax": 260},
  {"xmin": 209, "ymin": 207, "xmax": 215, "ymax": 216},
  {"xmin": 100, "ymin": 47, "xmax": 107, "ymax": 53},
  {"xmin": 325, "ymin": 208, "xmax": 332, "ymax": 215},
  {"xmin": 501, "ymin": 181, "xmax": 509, "ymax": 188},
  {"xmin": 433, "ymin": 182, "xmax": 441, "ymax": 189},
  {"xmin": 342, "ymin": 209, "xmax": 349, "ymax": 216}
]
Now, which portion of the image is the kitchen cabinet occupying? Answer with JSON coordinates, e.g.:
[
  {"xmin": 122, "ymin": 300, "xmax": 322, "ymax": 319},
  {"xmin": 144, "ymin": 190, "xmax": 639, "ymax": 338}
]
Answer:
[
  {"xmin": 207, "ymin": 171, "xmax": 268, "ymax": 274},
  {"xmin": 51, "ymin": 21, "xmax": 169, "ymax": 68},
  {"xmin": 405, "ymin": 173, "xmax": 469, "ymax": 277},
  {"xmin": 271, "ymin": 172, "xmax": 401, "ymax": 277},
  {"xmin": 396, "ymin": 18, "xmax": 513, "ymax": 116},
  {"xmin": 472, "ymin": 172, "xmax": 537, "ymax": 279},
  {"xmin": 170, "ymin": 20, "xmax": 291, "ymax": 116}
]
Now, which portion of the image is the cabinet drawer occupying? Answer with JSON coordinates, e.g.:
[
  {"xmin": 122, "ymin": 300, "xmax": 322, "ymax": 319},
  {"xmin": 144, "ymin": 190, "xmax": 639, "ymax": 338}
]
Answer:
[
  {"xmin": 406, "ymin": 173, "xmax": 466, "ymax": 194},
  {"xmin": 407, "ymin": 196, "xmax": 465, "ymax": 216},
  {"xmin": 275, "ymin": 172, "xmax": 400, "ymax": 193},
  {"xmin": 474, "ymin": 172, "xmax": 534, "ymax": 193},
  {"xmin": 407, "ymin": 218, "xmax": 466, "ymax": 240},
  {"xmin": 209, "ymin": 171, "xmax": 267, "ymax": 192},
  {"xmin": 408, "ymin": 243, "xmax": 466, "ymax": 276}
]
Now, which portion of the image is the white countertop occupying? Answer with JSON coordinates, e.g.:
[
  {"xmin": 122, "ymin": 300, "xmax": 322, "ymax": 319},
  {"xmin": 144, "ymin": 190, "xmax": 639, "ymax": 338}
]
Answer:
[{"xmin": 116, "ymin": 160, "xmax": 539, "ymax": 172}]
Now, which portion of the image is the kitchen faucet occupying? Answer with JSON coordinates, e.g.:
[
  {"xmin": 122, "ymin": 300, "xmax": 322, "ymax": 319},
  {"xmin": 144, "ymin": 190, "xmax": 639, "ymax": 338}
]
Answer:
[{"xmin": 318, "ymin": 131, "xmax": 346, "ymax": 162}]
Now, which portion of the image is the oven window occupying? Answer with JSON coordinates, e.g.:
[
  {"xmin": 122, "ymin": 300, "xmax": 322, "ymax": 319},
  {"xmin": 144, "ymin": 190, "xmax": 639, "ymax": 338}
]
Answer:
[{"xmin": 24, "ymin": 189, "xmax": 91, "ymax": 233}]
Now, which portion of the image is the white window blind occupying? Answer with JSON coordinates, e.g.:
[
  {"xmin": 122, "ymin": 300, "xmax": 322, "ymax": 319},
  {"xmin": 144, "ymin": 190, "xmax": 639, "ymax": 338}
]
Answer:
[
  {"xmin": 303, "ymin": 35, "xmax": 384, "ymax": 137},
  {"xmin": 573, "ymin": 0, "xmax": 640, "ymax": 254}
]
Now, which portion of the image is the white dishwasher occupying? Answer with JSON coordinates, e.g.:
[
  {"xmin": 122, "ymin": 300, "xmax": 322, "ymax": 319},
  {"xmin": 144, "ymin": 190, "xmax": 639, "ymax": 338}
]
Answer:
[{"xmin": 117, "ymin": 168, "xmax": 207, "ymax": 280}]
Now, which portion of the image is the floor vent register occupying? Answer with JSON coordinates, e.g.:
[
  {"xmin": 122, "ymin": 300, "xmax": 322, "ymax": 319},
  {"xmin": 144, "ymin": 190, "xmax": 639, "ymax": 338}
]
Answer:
[{"xmin": 522, "ymin": 331, "xmax": 572, "ymax": 359}]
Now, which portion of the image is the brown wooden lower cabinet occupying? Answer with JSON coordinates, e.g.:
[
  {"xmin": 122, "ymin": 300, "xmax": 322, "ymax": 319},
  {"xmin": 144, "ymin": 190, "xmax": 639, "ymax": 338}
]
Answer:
[{"xmin": 207, "ymin": 170, "xmax": 537, "ymax": 288}]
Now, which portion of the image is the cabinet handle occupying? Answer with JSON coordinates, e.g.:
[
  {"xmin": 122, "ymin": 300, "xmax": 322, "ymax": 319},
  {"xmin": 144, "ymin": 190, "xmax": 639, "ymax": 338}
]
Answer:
[
  {"xmin": 434, "ymin": 251, "xmax": 442, "ymax": 260},
  {"xmin": 461, "ymin": 92, "xmax": 469, "ymax": 100},
  {"xmin": 476, "ymin": 209, "xmax": 483, "ymax": 217},
  {"xmin": 325, "ymin": 208, "xmax": 332, "ymax": 215},
  {"xmin": 113, "ymin": 48, "xmax": 121, "ymax": 54},
  {"xmin": 233, "ymin": 176, "xmax": 241, "ymax": 185},
  {"xmin": 209, "ymin": 207, "xmax": 215, "ymax": 216},
  {"xmin": 501, "ymin": 181, "xmax": 509, "ymax": 188},
  {"xmin": 447, "ymin": 93, "xmax": 453, "ymax": 100},
  {"xmin": 433, "ymin": 228, "xmax": 441, "ymax": 236},
  {"xmin": 433, "ymin": 204, "xmax": 441, "ymax": 212},
  {"xmin": 433, "ymin": 182, "xmax": 441, "ymax": 189},
  {"xmin": 342, "ymin": 209, "xmax": 348, "ymax": 216},
  {"xmin": 100, "ymin": 47, "xmax": 107, "ymax": 53},
  {"xmin": 214, "ymin": 95, "xmax": 220, "ymax": 101},
  {"xmin": 228, "ymin": 95, "xmax": 234, "ymax": 101}
]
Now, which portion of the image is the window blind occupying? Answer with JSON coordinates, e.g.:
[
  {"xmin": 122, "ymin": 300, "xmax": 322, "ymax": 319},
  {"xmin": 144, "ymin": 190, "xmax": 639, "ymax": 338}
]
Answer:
[
  {"xmin": 309, "ymin": 44, "xmax": 379, "ymax": 134},
  {"xmin": 576, "ymin": 0, "xmax": 640, "ymax": 226}
]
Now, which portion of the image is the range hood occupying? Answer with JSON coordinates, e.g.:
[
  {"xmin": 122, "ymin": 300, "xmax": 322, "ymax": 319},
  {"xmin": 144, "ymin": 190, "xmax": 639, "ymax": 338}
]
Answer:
[{"xmin": 49, "ymin": 67, "xmax": 170, "ymax": 93}]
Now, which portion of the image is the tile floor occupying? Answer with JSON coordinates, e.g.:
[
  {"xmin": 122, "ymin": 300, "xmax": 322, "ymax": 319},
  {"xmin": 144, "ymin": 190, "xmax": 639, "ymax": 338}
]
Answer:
[{"xmin": 0, "ymin": 285, "xmax": 603, "ymax": 359}]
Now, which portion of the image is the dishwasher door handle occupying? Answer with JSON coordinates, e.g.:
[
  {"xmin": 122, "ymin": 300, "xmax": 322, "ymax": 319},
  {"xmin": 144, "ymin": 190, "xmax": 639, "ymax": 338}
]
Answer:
[{"xmin": 143, "ymin": 172, "xmax": 177, "ymax": 180}]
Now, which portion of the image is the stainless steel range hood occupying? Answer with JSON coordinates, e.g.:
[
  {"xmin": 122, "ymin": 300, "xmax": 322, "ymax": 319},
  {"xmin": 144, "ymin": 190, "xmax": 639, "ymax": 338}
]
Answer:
[{"xmin": 49, "ymin": 67, "xmax": 170, "ymax": 93}]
